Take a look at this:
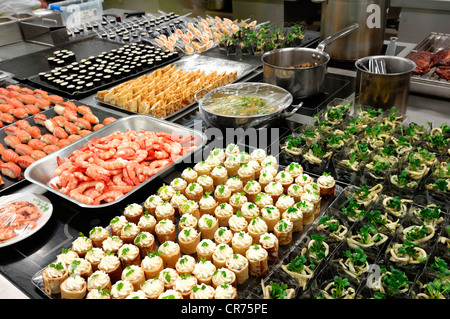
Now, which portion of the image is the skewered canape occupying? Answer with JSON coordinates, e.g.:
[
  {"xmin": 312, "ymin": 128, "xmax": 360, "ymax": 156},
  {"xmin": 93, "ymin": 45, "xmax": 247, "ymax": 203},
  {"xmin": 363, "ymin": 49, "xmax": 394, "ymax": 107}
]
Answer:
[
  {"xmin": 197, "ymin": 174, "xmax": 215, "ymax": 194},
  {"xmin": 118, "ymin": 243, "xmax": 141, "ymax": 268},
  {"xmin": 87, "ymin": 270, "xmax": 111, "ymax": 292},
  {"xmin": 228, "ymin": 211, "xmax": 248, "ymax": 234},
  {"xmin": 85, "ymin": 248, "xmax": 106, "ymax": 271},
  {"xmin": 42, "ymin": 262, "xmax": 69, "ymax": 295},
  {"xmin": 155, "ymin": 218, "xmax": 176, "ymax": 243},
  {"xmin": 196, "ymin": 239, "xmax": 217, "ymax": 261},
  {"xmin": 158, "ymin": 240, "xmax": 181, "ymax": 268},
  {"xmin": 119, "ymin": 222, "xmax": 141, "ymax": 244},
  {"xmin": 154, "ymin": 201, "xmax": 175, "ymax": 222},
  {"xmin": 60, "ymin": 275, "xmax": 87, "ymax": 299},
  {"xmin": 143, "ymin": 195, "xmax": 164, "ymax": 216},
  {"xmin": 71, "ymin": 233, "xmax": 93, "ymax": 258},
  {"xmin": 212, "ymin": 243, "xmax": 234, "ymax": 269},
  {"xmin": 175, "ymin": 255, "xmax": 196, "ymax": 275},
  {"xmin": 214, "ymin": 202, "xmax": 234, "ymax": 226},
  {"xmin": 198, "ymin": 214, "xmax": 219, "ymax": 240},
  {"xmin": 89, "ymin": 226, "xmax": 110, "ymax": 248},
  {"xmin": 274, "ymin": 218, "xmax": 294, "ymax": 245},
  {"xmin": 141, "ymin": 251, "xmax": 164, "ymax": 280},
  {"xmin": 178, "ymin": 226, "xmax": 201, "ymax": 254},
  {"xmin": 134, "ymin": 231, "xmax": 156, "ymax": 258},
  {"xmin": 246, "ymin": 243, "xmax": 269, "ymax": 276},
  {"xmin": 102, "ymin": 236, "xmax": 123, "ymax": 255},
  {"xmin": 212, "ymin": 267, "xmax": 237, "ymax": 288},
  {"xmin": 226, "ymin": 253, "xmax": 249, "ymax": 284},
  {"xmin": 140, "ymin": 278, "xmax": 165, "ymax": 299},
  {"xmin": 259, "ymin": 232, "xmax": 279, "ymax": 262},
  {"xmin": 190, "ymin": 283, "xmax": 215, "ymax": 299},
  {"xmin": 178, "ymin": 213, "xmax": 198, "ymax": 231},
  {"xmin": 110, "ymin": 279, "xmax": 134, "ymax": 299},
  {"xmin": 123, "ymin": 203, "xmax": 144, "ymax": 224},
  {"xmin": 214, "ymin": 226, "xmax": 233, "ymax": 246},
  {"xmin": 121, "ymin": 265, "xmax": 146, "ymax": 291}
]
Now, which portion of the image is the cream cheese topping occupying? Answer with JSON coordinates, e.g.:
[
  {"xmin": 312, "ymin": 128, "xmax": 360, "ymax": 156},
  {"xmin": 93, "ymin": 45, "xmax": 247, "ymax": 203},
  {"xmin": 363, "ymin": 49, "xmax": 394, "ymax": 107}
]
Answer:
[
  {"xmin": 99, "ymin": 254, "xmax": 120, "ymax": 272},
  {"xmin": 226, "ymin": 253, "xmax": 248, "ymax": 271},
  {"xmin": 213, "ymin": 244, "xmax": 233, "ymax": 261},
  {"xmin": 111, "ymin": 280, "xmax": 133, "ymax": 298},
  {"xmin": 232, "ymin": 231, "xmax": 252, "ymax": 248},
  {"xmin": 155, "ymin": 218, "xmax": 175, "ymax": 235},
  {"xmin": 197, "ymin": 239, "xmax": 216, "ymax": 255},
  {"xmin": 63, "ymin": 275, "xmax": 85, "ymax": 291},
  {"xmin": 246, "ymin": 244, "xmax": 268, "ymax": 261},
  {"xmin": 158, "ymin": 241, "xmax": 179, "ymax": 255},
  {"xmin": 193, "ymin": 260, "xmax": 216, "ymax": 280},
  {"xmin": 87, "ymin": 270, "xmax": 110, "ymax": 290},
  {"xmin": 118, "ymin": 243, "xmax": 139, "ymax": 260},
  {"xmin": 124, "ymin": 203, "xmax": 143, "ymax": 218},
  {"xmin": 102, "ymin": 236, "xmax": 123, "ymax": 253}
]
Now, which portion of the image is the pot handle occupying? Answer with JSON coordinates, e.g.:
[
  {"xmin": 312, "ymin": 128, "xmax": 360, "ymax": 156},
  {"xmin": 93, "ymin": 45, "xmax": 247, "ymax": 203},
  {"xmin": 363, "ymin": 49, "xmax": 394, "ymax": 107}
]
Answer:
[
  {"xmin": 316, "ymin": 23, "xmax": 359, "ymax": 52},
  {"xmin": 282, "ymin": 102, "xmax": 303, "ymax": 119},
  {"xmin": 194, "ymin": 89, "xmax": 209, "ymax": 103}
]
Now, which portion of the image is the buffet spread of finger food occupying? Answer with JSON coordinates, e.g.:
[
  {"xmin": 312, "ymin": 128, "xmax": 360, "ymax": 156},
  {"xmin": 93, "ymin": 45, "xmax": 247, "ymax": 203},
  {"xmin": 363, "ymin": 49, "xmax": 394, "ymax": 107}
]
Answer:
[{"xmin": 0, "ymin": 11, "xmax": 449, "ymax": 301}]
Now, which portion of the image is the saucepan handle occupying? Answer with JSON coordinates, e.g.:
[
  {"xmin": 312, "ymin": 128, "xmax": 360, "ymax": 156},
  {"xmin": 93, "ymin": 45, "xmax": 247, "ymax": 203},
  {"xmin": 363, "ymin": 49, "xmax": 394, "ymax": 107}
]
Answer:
[
  {"xmin": 282, "ymin": 102, "xmax": 303, "ymax": 118},
  {"xmin": 316, "ymin": 23, "xmax": 359, "ymax": 52},
  {"xmin": 194, "ymin": 89, "xmax": 210, "ymax": 103}
]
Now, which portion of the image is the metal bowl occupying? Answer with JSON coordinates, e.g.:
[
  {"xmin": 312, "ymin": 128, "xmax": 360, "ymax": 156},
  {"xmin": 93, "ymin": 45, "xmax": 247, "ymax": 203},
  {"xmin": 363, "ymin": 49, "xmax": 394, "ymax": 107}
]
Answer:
[{"xmin": 195, "ymin": 82, "xmax": 302, "ymax": 129}]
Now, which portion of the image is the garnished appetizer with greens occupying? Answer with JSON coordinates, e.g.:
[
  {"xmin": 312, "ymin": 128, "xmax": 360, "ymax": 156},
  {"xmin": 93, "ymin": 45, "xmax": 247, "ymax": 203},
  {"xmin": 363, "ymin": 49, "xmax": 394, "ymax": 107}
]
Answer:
[
  {"xmin": 281, "ymin": 252, "xmax": 316, "ymax": 290},
  {"xmin": 315, "ymin": 275, "xmax": 356, "ymax": 299},
  {"xmin": 261, "ymin": 280, "xmax": 296, "ymax": 299}
]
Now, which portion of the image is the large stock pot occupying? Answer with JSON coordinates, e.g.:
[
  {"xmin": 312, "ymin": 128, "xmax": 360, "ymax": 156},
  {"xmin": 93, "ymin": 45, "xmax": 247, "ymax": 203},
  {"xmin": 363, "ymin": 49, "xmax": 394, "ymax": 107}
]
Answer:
[{"xmin": 312, "ymin": 0, "xmax": 390, "ymax": 61}]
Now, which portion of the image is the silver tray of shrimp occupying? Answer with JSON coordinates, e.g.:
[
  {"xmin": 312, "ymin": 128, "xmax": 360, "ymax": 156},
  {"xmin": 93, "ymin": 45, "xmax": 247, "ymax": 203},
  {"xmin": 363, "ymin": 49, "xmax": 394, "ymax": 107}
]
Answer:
[{"xmin": 24, "ymin": 115, "xmax": 207, "ymax": 209}]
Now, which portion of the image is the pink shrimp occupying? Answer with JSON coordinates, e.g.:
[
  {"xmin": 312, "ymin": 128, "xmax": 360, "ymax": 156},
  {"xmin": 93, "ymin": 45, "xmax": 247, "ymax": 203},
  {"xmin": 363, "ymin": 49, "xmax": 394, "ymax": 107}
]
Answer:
[
  {"xmin": 85, "ymin": 164, "xmax": 111, "ymax": 183},
  {"xmin": 69, "ymin": 189, "xmax": 94, "ymax": 205},
  {"xmin": 92, "ymin": 190, "xmax": 124, "ymax": 205}
]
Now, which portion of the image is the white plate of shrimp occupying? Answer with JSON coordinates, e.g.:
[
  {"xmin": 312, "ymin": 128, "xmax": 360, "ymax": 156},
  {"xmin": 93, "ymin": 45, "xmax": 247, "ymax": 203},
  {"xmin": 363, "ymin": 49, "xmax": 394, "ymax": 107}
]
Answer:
[{"xmin": 0, "ymin": 193, "xmax": 53, "ymax": 247}]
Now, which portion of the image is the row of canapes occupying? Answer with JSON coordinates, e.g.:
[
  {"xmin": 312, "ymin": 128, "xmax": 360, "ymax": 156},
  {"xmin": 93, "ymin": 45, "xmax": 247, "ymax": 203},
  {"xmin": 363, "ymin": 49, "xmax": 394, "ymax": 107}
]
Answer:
[{"xmin": 41, "ymin": 144, "xmax": 336, "ymax": 299}]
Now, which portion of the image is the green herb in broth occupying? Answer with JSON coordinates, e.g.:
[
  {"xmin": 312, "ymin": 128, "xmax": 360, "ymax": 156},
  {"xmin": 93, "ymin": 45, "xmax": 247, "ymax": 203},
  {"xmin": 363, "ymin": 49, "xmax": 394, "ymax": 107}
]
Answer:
[{"xmin": 207, "ymin": 95, "xmax": 278, "ymax": 116}]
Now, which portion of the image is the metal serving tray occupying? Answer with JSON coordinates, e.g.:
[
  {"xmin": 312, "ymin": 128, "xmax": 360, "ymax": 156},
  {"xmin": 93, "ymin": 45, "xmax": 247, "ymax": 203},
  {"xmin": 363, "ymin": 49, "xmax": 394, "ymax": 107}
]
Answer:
[
  {"xmin": 24, "ymin": 115, "xmax": 207, "ymax": 209},
  {"xmin": 94, "ymin": 54, "xmax": 258, "ymax": 120},
  {"xmin": 407, "ymin": 32, "xmax": 450, "ymax": 99}
]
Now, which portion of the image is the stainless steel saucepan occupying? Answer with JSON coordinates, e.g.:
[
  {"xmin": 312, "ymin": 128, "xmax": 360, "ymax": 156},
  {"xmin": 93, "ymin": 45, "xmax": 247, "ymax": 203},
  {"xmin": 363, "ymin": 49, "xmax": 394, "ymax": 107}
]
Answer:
[
  {"xmin": 195, "ymin": 82, "xmax": 303, "ymax": 129},
  {"xmin": 261, "ymin": 23, "xmax": 359, "ymax": 99}
]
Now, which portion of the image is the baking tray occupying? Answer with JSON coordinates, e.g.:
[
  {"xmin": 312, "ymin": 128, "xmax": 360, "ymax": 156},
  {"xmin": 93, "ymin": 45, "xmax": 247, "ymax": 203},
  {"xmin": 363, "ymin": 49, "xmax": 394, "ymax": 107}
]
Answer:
[
  {"xmin": 94, "ymin": 54, "xmax": 259, "ymax": 120},
  {"xmin": 30, "ymin": 168, "xmax": 343, "ymax": 299},
  {"xmin": 0, "ymin": 100, "xmax": 126, "ymax": 193},
  {"xmin": 27, "ymin": 50, "xmax": 181, "ymax": 100},
  {"xmin": 407, "ymin": 32, "xmax": 450, "ymax": 99},
  {"xmin": 0, "ymin": 36, "xmax": 124, "ymax": 81},
  {"xmin": 24, "ymin": 115, "xmax": 207, "ymax": 209}
]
